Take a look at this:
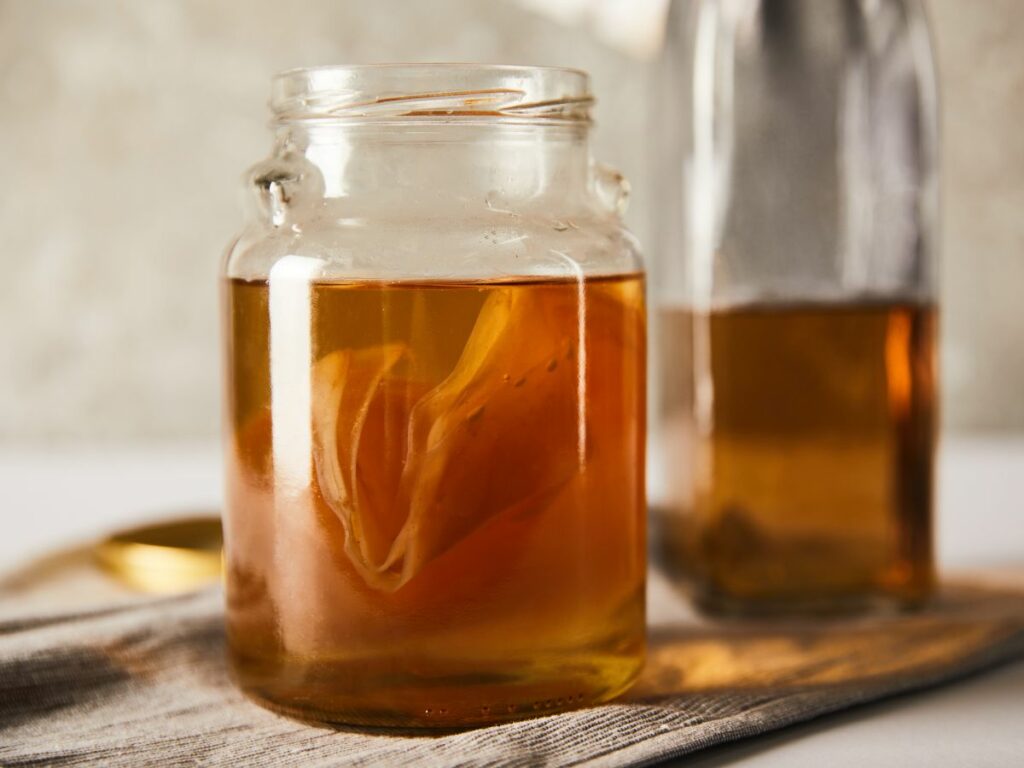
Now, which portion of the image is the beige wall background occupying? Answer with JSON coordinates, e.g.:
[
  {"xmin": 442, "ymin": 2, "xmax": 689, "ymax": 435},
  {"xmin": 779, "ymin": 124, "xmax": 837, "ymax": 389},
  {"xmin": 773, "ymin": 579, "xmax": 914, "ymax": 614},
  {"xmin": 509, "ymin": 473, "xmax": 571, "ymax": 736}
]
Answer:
[{"xmin": 0, "ymin": 0, "xmax": 1020, "ymax": 441}]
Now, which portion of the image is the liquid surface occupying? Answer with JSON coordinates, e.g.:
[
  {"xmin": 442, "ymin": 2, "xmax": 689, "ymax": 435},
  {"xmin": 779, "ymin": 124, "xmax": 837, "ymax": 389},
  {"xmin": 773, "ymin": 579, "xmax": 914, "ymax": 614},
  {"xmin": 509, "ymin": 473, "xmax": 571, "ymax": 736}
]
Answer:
[
  {"xmin": 656, "ymin": 301, "xmax": 936, "ymax": 613},
  {"xmin": 223, "ymin": 273, "xmax": 646, "ymax": 726}
]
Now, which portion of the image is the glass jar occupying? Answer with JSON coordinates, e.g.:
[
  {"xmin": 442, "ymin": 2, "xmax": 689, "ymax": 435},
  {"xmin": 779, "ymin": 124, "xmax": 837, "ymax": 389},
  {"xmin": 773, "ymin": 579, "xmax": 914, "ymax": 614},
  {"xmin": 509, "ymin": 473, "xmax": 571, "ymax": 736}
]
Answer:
[
  {"xmin": 221, "ymin": 65, "xmax": 646, "ymax": 727},
  {"xmin": 651, "ymin": 0, "xmax": 939, "ymax": 614}
]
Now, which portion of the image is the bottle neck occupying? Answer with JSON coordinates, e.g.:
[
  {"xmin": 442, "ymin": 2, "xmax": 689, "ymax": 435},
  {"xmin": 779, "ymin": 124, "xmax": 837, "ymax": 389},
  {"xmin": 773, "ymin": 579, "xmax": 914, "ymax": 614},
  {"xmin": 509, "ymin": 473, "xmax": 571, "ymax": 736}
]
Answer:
[{"xmin": 275, "ymin": 122, "xmax": 594, "ymax": 210}]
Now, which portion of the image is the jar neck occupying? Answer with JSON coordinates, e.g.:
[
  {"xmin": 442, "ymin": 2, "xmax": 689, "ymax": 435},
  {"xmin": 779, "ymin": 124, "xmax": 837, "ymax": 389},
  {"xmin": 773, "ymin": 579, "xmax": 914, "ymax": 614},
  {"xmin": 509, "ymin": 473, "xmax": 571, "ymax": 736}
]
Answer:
[{"xmin": 275, "ymin": 122, "xmax": 594, "ymax": 209}]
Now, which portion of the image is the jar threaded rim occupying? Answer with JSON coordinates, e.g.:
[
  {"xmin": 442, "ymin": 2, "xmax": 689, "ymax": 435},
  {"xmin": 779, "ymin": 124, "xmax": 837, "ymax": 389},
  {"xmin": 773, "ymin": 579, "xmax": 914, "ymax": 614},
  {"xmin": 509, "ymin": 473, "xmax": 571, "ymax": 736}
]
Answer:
[{"xmin": 270, "ymin": 63, "xmax": 593, "ymax": 125}]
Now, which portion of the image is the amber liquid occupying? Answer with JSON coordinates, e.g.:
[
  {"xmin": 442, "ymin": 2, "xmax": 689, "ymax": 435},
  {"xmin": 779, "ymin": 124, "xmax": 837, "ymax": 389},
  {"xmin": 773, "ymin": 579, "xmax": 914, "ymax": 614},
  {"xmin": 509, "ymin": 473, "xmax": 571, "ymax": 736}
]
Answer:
[
  {"xmin": 223, "ymin": 273, "xmax": 646, "ymax": 726},
  {"xmin": 656, "ymin": 302, "xmax": 936, "ymax": 614}
]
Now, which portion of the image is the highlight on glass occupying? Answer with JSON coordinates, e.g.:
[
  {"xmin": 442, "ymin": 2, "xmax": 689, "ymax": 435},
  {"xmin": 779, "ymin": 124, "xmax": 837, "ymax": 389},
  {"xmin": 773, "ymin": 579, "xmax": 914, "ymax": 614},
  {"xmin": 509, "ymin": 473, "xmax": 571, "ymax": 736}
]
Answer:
[
  {"xmin": 651, "ymin": 0, "xmax": 939, "ymax": 615},
  {"xmin": 221, "ymin": 64, "xmax": 646, "ymax": 727}
]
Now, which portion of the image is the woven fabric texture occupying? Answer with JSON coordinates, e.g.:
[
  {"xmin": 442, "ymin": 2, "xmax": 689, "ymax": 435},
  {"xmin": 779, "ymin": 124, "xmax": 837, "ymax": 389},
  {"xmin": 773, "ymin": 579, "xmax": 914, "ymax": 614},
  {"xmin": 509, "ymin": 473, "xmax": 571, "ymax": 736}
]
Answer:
[{"xmin": 2, "ymin": 568, "xmax": 1023, "ymax": 767}]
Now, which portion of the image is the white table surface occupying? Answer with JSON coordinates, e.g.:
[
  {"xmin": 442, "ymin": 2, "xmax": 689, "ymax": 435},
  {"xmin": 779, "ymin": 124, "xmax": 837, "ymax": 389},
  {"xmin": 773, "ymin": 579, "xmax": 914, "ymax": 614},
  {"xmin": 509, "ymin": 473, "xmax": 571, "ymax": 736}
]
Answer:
[{"xmin": 1, "ymin": 435, "xmax": 1022, "ymax": 766}]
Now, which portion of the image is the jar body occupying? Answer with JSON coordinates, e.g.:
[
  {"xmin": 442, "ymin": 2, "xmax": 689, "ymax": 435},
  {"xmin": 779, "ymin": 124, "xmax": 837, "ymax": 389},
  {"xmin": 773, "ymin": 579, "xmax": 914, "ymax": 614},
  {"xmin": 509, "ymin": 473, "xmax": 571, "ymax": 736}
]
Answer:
[
  {"xmin": 221, "ymin": 67, "xmax": 646, "ymax": 726},
  {"xmin": 651, "ymin": 1, "xmax": 938, "ymax": 614}
]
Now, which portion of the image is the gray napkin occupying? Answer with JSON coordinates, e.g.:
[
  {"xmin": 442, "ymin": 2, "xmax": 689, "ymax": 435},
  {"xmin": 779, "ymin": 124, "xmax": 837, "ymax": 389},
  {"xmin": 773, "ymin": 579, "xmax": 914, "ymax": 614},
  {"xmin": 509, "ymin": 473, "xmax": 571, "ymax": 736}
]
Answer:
[{"xmin": 2, "ymin": 568, "xmax": 1023, "ymax": 767}]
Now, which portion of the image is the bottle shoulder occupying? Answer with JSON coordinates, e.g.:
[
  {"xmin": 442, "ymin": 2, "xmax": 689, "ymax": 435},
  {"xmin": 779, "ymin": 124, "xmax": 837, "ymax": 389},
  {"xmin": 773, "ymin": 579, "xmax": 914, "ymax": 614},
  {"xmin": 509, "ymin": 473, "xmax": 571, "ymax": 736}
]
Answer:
[{"xmin": 223, "ymin": 205, "xmax": 643, "ymax": 282}]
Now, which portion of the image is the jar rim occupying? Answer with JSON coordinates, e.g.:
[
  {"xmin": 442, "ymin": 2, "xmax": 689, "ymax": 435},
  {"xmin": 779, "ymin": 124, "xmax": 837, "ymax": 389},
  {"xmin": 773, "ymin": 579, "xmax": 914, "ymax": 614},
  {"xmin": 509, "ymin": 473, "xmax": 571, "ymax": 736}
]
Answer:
[{"xmin": 270, "ymin": 63, "xmax": 593, "ymax": 125}]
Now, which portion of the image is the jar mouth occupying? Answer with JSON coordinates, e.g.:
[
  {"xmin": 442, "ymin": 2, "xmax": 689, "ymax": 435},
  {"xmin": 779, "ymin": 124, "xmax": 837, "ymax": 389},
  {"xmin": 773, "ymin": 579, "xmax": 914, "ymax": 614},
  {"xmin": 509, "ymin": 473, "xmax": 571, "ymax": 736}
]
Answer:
[{"xmin": 270, "ymin": 64, "xmax": 593, "ymax": 125}]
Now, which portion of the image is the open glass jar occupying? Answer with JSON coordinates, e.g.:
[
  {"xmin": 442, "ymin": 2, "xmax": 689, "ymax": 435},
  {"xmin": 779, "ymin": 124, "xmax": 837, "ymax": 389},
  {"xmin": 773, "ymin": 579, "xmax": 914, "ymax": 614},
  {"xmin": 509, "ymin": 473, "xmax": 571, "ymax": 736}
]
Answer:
[{"xmin": 221, "ymin": 65, "xmax": 646, "ymax": 727}]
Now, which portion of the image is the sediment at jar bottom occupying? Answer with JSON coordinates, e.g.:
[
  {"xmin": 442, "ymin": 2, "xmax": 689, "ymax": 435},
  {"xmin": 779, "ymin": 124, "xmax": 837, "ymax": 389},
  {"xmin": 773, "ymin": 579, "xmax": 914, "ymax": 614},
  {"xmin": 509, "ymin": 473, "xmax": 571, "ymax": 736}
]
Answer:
[
  {"xmin": 222, "ymin": 273, "xmax": 647, "ymax": 724},
  {"xmin": 229, "ymin": 605, "xmax": 645, "ymax": 728},
  {"xmin": 655, "ymin": 301, "xmax": 936, "ymax": 614}
]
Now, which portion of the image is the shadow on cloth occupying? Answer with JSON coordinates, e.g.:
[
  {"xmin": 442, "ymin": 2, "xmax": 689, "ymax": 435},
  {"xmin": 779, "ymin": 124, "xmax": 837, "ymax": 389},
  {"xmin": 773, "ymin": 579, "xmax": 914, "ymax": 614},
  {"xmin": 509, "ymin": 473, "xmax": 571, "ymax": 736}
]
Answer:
[
  {"xmin": 630, "ymin": 578, "xmax": 1024, "ymax": 701},
  {"xmin": 2, "ymin": 549, "xmax": 1023, "ymax": 741}
]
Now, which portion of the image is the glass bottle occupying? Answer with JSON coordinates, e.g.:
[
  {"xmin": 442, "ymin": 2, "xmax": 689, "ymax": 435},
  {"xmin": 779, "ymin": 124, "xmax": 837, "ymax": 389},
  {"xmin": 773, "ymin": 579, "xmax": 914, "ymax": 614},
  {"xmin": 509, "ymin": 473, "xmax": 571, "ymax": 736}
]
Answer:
[
  {"xmin": 651, "ymin": 1, "xmax": 939, "ymax": 614},
  {"xmin": 221, "ymin": 65, "xmax": 646, "ymax": 726}
]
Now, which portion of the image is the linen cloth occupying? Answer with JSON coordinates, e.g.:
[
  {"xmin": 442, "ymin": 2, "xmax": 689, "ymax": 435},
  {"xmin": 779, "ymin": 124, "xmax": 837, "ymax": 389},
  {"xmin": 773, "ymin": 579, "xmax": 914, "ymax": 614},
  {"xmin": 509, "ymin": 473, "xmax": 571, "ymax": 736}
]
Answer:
[{"xmin": 1, "ymin": 564, "xmax": 1023, "ymax": 767}]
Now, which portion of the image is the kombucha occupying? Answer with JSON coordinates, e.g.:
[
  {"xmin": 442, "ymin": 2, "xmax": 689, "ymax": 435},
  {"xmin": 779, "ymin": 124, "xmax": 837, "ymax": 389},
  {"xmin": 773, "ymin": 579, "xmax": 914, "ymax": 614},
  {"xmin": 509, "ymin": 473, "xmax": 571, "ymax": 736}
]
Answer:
[
  {"xmin": 223, "ymin": 272, "xmax": 646, "ymax": 726},
  {"xmin": 657, "ymin": 301, "xmax": 936, "ymax": 614}
]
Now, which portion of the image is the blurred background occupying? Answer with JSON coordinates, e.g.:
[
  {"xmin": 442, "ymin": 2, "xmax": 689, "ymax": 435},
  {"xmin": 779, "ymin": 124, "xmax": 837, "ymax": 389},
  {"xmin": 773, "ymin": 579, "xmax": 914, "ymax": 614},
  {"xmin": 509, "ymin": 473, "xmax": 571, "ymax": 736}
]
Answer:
[{"xmin": 0, "ymin": 0, "xmax": 1021, "ymax": 444}]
